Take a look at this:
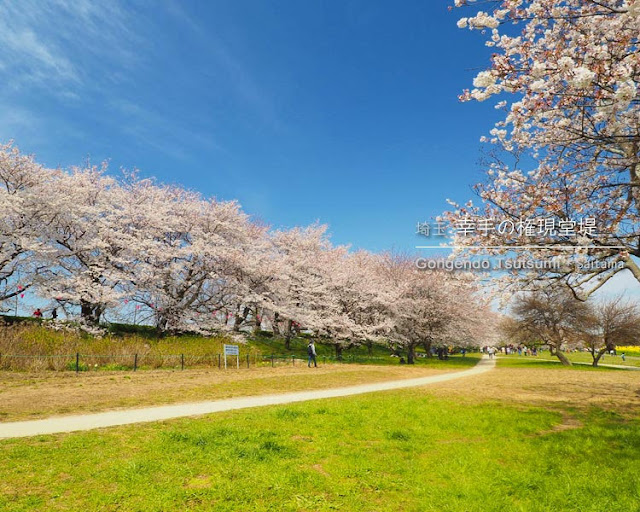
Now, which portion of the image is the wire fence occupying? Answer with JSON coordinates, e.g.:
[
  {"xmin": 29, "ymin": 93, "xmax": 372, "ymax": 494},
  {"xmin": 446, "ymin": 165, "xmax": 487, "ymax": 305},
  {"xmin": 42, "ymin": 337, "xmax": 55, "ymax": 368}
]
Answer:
[{"xmin": 0, "ymin": 352, "xmax": 387, "ymax": 372}]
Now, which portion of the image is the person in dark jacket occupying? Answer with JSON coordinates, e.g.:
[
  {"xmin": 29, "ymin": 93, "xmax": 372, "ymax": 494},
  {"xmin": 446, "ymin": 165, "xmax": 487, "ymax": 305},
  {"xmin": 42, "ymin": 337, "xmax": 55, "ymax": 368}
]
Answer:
[{"xmin": 307, "ymin": 341, "xmax": 317, "ymax": 368}]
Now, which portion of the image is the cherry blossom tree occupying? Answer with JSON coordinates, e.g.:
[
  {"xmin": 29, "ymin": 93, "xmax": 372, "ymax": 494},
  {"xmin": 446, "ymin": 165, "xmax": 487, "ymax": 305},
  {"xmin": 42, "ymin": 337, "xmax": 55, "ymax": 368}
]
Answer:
[
  {"xmin": 267, "ymin": 224, "xmax": 342, "ymax": 350},
  {"xmin": 0, "ymin": 143, "xmax": 50, "ymax": 311},
  {"xmin": 326, "ymin": 250, "xmax": 392, "ymax": 355},
  {"xmin": 447, "ymin": 0, "xmax": 640, "ymax": 298},
  {"xmin": 36, "ymin": 165, "xmax": 137, "ymax": 325},
  {"xmin": 379, "ymin": 255, "xmax": 488, "ymax": 363},
  {"xmin": 310, "ymin": 248, "xmax": 392, "ymax": 358},
  {"xmin": 126, "ymin": 182, "xmax": 251, "ymax": 333},
  {"xmin": 223, "ymin": 221, "xmax": 281, "ymax": 334}
]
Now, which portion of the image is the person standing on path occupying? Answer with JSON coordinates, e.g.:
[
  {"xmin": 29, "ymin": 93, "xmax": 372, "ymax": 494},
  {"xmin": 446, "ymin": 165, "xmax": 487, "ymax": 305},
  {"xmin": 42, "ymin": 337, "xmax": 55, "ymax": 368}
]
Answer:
[{"xmin": 307, "ymin": 340, "xmax": 317, "ymax": 368}]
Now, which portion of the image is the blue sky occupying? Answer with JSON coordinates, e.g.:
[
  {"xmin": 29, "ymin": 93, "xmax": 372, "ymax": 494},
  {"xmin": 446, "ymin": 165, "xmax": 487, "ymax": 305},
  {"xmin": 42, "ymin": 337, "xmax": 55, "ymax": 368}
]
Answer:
[
  {"xmin": 1, "ymin": 0, "xmax": 638, "ymax": 297},
  {"xmin": 0, "ymin": 0, "xmax": 497, "ymax": 249}
]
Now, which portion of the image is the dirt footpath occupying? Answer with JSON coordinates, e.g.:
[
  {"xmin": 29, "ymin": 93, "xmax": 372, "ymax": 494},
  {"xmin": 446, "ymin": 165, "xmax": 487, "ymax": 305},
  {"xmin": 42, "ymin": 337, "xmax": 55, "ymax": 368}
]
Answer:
[{"xmin": 0, "ymin": 364, "xmax": 455, "ymax": 422}]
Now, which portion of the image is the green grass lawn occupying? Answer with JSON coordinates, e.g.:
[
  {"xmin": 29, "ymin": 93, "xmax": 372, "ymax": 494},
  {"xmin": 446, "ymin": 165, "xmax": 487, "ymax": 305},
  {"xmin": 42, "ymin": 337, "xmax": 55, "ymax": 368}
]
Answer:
[{"xmin": 1, "ymin": 388, "xmax": 639, "ymax": 511}]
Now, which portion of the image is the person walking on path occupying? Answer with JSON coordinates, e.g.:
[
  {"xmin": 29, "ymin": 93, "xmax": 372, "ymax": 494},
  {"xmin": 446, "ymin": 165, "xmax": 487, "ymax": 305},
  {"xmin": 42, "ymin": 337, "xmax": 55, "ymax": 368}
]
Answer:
[{"xmin": 307, "ymin": 340, "xmax": 317, "ymax": 368}]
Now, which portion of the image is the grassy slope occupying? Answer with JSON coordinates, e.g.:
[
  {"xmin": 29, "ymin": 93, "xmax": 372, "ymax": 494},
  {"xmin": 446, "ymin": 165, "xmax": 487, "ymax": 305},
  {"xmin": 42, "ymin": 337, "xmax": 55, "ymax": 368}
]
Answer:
[{"xmin": 0, "ymin": 320, "xmax": 479, "ymax": 371}]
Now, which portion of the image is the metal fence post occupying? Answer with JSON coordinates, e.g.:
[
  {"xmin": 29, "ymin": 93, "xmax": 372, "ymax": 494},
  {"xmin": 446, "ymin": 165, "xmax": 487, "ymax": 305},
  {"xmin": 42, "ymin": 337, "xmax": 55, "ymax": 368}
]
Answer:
[
  {"xmin": 292, "ymin": 355, "xmax": 295, "ymax": 366},
  {"xmin": 134, "ymin": 353, "xmax": 138, "ymax": 372},
  {"xmin": 75, "ymin": 352, "xmax": 80, "ymax": 373},
  {"xmin": 246, "ymin": 354, "xmax": 250, "ymax": 368},
  {"xmin": 181, "ymin": 353, "xmax": 185, "ymax": 371},
  {"xmin": 218, "ymin": 353, "xmax": 221, "ymax": 369},
  {"xmin": 271, "ymin": 354, "xmax": 274, "ymax": 367}
]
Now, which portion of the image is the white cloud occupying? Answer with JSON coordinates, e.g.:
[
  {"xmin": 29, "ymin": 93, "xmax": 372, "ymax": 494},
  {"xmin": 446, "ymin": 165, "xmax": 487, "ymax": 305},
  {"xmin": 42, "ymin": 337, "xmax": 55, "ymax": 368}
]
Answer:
[{"xmin": 0, "ymin": 0, "xmax": 144, "ymax": 95}]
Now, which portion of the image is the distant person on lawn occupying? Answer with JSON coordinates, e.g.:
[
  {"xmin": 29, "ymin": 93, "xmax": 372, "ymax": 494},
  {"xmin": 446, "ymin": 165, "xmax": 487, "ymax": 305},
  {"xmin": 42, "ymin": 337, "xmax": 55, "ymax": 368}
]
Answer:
[
  {"xmin": 33, "ymin": 308, "xmax": 43, "ymax": 318},
  {"xmin": 307, "ymin": 340, "xmax": 317, "ymax": 368}
]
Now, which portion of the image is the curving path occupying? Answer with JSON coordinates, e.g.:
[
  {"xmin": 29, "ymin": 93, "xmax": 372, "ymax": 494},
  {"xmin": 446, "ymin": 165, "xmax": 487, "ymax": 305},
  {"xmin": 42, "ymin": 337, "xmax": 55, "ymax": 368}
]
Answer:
[{"xmin": 0, "ymin": 356, "xmax": 495, "ymax": 439}]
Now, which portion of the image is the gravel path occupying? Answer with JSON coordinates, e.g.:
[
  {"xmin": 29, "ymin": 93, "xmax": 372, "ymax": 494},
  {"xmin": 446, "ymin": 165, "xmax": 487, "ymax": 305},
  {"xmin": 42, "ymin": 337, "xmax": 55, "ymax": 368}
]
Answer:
[{"xmin": 0, "ymin": 356, "xmax": 494, "ymax": 439}]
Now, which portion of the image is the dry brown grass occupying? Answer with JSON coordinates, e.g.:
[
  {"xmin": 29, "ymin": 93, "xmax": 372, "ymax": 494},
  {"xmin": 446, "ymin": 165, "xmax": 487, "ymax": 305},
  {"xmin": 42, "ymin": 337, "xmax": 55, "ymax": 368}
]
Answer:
[
  {"xmin": 425, "ymin": 365, "xmax": 640, "ymax": 417},
  {"xmin": 0, "ymin": 364, "xmax": 451, "ymax": 422},
  {"xmin": 3, "ymin": 355, "xmax": 638, "ymax": 426},
  {"xmin": 0, "ymin": 323, "xmax": 236, "ymax": 371}
]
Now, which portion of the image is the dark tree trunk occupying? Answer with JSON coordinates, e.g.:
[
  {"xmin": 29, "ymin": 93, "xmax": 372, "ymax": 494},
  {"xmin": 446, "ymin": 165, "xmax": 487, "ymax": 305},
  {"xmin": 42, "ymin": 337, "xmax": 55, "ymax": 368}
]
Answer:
[
  {"xmin": 422, "ymin": 340, "xmax": 433, "ymax": 358},
  {"xmin": 233, "ymin": 306, "xmax": 250, "ymax": 332},
  {"xmin": 592, "ymin": 348, "xmax": 606, "ymax": 367},
  {"xmin": 407, "ymin": 344, "xmax": 416, "ymax": 364},
  {"xmin": 592, "ymin": 343, "xmax": 612, "ymax": 367},
  {"xmin": 284, "ymin": 319, "xmax": 293, "ymax": 350},
  {"xmin": 366, "ymin": 340, "xmax": 373, "ymax": 356},
  {"xmin": 335, "ymin": 344, "xmax": 343, "ymax": 360},
  {"xmin": 272, "ymin": 312, "xmax": 281, "ymax": 335},
  {"xmin": 80, "ymin": 301, "xmax": 103, "ymax": 325},
  {"xmin": 253, "ymin": 307, "xmax": 262, "ymax": 334},
  {"xmin": 156, "ymin": 315, "xmax": 169, "ymax": 332}
]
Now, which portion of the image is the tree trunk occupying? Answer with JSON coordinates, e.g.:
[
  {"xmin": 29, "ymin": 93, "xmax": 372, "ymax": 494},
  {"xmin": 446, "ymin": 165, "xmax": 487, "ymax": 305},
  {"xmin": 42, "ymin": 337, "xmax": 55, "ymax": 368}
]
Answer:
[
  {"xmin": 272, "ymin": 312, "xmax": 281, "ymax": 335},
  {"xmin": 366, "ymin": 340, "xmax": 373, "ymax": 356},
  {"xmin": 284, "ymin": 319, "xmax": 293, "ymax": 350},
  {"xmin": 592, "ymin": 347, "xmax": 607, "ymax": 367},
  {"xmin": 422, "ymin": 340, "xmax": 433, "ymax": 358},
  {"xmin": 335, "ymin": 344, "xmax": 343, "ymax": 360},
  {"xmin": 80, "ymin": 301, "xmax": 103, "ymax": 325},
  {"xmin": 407, "ymin": 344, "xmax": 416, "ymax": 364},
  {"xmin": 253, "ymin": 307, "xmax": 262, "ymax": 334},
  {"xmin": 233, "ymin": 306, "xmax": 250, "ymax": 332},
  {"xmin": 156, "ymin": 315, "xmax": 169, "ymax": 332},
  {"xmin": 555, "ymin": 348, "xmax": 572, "ymax": 366}
]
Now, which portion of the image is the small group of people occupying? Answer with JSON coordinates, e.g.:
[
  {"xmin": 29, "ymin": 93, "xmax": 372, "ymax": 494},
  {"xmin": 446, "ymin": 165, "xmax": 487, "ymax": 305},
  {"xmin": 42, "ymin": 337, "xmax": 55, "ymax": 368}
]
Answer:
[
  {"xmin": 480, "ymin": 346, "xmax": 496, "ymax": 358},
  {"xmin": 32, "ymin": 308, "xmax": 57, "ymax": 319},
  {"xmin": 601, "ymin": 348, "xmax": 627, "ymax": 362},
  {"xmin": 504, "ymin": 344, "xmax": 538, "ymax": 356}
]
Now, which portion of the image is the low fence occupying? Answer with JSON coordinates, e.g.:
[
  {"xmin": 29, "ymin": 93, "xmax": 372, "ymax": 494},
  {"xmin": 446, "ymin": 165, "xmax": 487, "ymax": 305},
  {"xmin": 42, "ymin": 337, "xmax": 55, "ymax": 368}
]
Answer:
[{"xmin": 0, "ymin": 352, "xmax": 388, "ymax": 372}]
